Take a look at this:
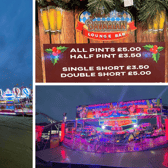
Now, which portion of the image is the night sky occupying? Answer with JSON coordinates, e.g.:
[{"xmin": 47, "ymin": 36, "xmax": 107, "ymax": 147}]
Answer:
[
  {"xmin": 36, "ymin": 85, "xmax": 168, "ymax": 123},
  {"xmin": 0, "ymin": 1, "xmax": 32, "ymax": 90}
]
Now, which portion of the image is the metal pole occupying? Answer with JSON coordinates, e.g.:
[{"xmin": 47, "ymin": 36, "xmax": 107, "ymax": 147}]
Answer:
[
  {"xmin": 80, "ymin": 138, "xmax": 81, "ymax": 150},
  {"xmin": 49, "ymin": 125, "xmax": 52, "ymax": 148},
  {"xmin": 156, "ymin": 115, "xmax": 162, "ymax": 129},
  {"xmin": 75, "ymin": 119, "xmax": 77, "ymax": 130}
]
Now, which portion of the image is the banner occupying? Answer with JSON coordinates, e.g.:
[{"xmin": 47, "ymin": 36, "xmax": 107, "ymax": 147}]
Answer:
[{"xmin": 76, "ymin": 21, "xmax": 136, "ymax": 41}]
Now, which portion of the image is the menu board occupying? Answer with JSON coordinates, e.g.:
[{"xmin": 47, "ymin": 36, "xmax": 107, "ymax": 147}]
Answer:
[{"xmin": 44, "ymin": 42, "xmax": 165, "ymax": 82}]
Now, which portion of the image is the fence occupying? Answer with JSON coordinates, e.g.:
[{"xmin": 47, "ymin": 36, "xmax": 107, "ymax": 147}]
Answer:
[{"xmin": 63, "ymin": 130, "xmax": 168, "ymax": 153}]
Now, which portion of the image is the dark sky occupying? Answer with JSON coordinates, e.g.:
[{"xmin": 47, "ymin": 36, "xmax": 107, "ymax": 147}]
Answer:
[
  {"xmin": 0, "ymin": 1, "xmax": 32, "ymax": 90},
  {"xmin": 36, "ymin": 85, "xmax": 168, "ymax": 123}
]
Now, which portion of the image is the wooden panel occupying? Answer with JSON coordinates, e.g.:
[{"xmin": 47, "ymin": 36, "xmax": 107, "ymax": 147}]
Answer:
[
  {"xmin": 114, "ymin": 38, "xmax": 121, "ymax": 43},
  {"xmin": 137, "ymin": 23, "xmax": 154, "ymax": 42},
  {"xmin": 103, "ymin": 41, "xmax": 113, "ymax": 43},
  {"xmin": 36, "ymin": 28, "xmax": 43, "ymax": 82},
  {"xmin": 75, "ymin": 10, "xmax": 88, "ymax": 44},
  {"xmin": 102, "ymin": 33, "xmax": 136, "ymax": 44},
  {"xmin": 165, "ymin": 17, "xmax": 168, "ymax": 42},
  {"xmin": 136, "ymin": 23, "xmax": 164, "ymax": 42},
  {"xmin": 127, "ymin": 30, "xmax": 135, "ymax": 43},
  {"xmin": 60, "ymin": 10, "xmax": 75, "ymax": 44},
  {"xmin": 147, "ymin": 30, "xmax": 153, "ymax": 43},
  {"xmin": 159, "ymin": 30, "xmax": 164, "ymax": 42},
  {"xmin": 120, "ymin": 35, "xmax": 130, "ymax": 43},
  {"xmin": 38, "ymin": 7, "xmax": 50, "ymax": 83},
  {"xmin": 136, "ymin": 22, "xmax": 142, "ymax": 43},
  {"xmin": 151, "ymin": 31, "xmax": 160, "ymax": 42},
  {"xmin": 90, "ymin": 39, "xmax": 104, "ymax": 43},
  {"xmin": 141, "ymin": 25, "xmax": 148, "ymax": 42},
  {"xmin": 148, "ymin": 26, "xmax": 158, "ymax": 42},
  {"xmin": 51, "ymin": 33, "xmax": 61, "ymax": 44}
]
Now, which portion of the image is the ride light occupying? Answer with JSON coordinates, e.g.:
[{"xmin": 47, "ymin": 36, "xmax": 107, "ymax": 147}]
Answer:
[
  {"xmin": 134, "ymin": 124, "xmax": 138, "ymax": 128},
  {"xmin": 102, "ymin": 125, "xmax": 106, "ymax": 130}
]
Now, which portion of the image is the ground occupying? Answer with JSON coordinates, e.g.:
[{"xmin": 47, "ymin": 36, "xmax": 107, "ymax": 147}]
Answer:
[{"xmin": 0, "ymin": 115, "xmax": 32, "ymax": 168}]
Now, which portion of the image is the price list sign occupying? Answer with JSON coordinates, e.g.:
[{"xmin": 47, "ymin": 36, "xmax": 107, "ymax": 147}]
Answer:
[{"xmin": 43, "ymin": 42, "xmax": 165, "ymax": 82}]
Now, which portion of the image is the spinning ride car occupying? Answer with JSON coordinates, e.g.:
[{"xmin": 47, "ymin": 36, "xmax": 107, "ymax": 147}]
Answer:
[
  {"xmin": 80, "ymin": 126, "xmax": 96, "ymax": 137},
  {"xmin": 70, "ymin": 98, "xmax": 168, "ymax": 152}
]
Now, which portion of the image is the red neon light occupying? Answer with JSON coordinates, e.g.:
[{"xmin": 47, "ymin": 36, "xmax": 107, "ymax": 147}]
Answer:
[
  {"xmin": 162, "ymin": 152, "xmax": 168, "ymax": 167},
  {"xmin": 117, "ymin": 131, "xmax": 125, "ymax": 134},
  {"xmin": 61, "ymin": 150, "xmax": 66, "ymax": 159},
  {"xmin": 102, "ymin": 108, "xmax": 109, "ymax": 111},
  {"xmin": 36, "ymin": 126, "xmax": 44, "ymax": 142},
  {"xmin": 165, "ymin": 119, "xmax": 168, "ymax": 141},
  {"xmin": 104, "ymin": 119, "xmax": 132, "ymax": 126},
  {"xmin": 136, "ymin": 108, "xmax": 141, "ymax": 113},
  {"xmin": 60, "ymin": 123, "xmax": 65, "ymax": 142}
]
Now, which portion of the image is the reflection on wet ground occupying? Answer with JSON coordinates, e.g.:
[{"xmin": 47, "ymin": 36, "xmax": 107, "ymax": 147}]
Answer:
[{"xmin": 36, "ymin": 144, "xmax": 168, "ymax": 168}]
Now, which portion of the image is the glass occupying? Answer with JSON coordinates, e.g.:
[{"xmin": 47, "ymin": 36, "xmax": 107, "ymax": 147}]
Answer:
[
  {"xmin": 148, "ymin": 20, "xmax": 153, "ymax": 32},
  {"xmin": 56, "ymin": 7, "xmax": 63, "ymax": 32},
  {"xmin": 40, "ymin": 8, "xmax": 50, "ymax": 32},
  {"xmin": 153, "ymin": 10, "xmax": 159, "ymax": 32},
  {"xmin": 159, "ymin": 10, "xmax": 166, "ymax": 31},
  {"xmin": 48, "ymin": 6, "xmax": 57, "ymax": 32}
]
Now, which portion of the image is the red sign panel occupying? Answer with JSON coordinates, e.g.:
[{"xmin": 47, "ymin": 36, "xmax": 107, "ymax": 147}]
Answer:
[
  {"xmin": 76, "ymin": 21, "xmax": 136, "ymax": 41},
  {"xmin": 44, "ymin": 42, "xmax": 165, "ymax": 82}
]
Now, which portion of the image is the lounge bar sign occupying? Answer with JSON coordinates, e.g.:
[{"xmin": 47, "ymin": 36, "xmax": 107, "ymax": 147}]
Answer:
[{"xmin": 76, "ymin": 10, "xmax": 137, "ymax": 41}]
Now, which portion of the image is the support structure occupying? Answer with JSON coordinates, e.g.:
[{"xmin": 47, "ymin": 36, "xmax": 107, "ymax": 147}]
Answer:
[
  {"xmin": 156, "ymin": 115, "xmax": 162, "ymax": 129},
  {"xmin": 165, "ymin": 118, "xmax": 168, "ymax": 140},
  {"xmin": 60, "ymin": 123, "xmax": 65, "ymax": 142}
]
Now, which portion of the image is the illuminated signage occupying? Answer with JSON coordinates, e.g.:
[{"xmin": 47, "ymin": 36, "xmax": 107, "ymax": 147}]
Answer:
[
  {"xmin": 99, "ymin": 117, "xmax": 137, "ymax": 127},
  {"xmin": 0, "ymin": 101, "xmax": 6, "ymax": 103},
  {"xmin": 102, "ymin": 120, "xmax": 132, "ymax": 126},
  {"xmin": 76, "ymin": 98, "xmax": 162, "ymax": 119},
  {"xmin": 76, "ymin": 10, "xmax": 136, "ymax": 41}
]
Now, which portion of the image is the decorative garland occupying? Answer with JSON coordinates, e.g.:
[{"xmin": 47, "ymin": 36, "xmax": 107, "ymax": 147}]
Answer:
[
  {"xmin": 134, "ymin": 0, "xmax": 168, "ymax": 23},
  {"xmin": 36, "ymin": 0, "xmax": 88, "ymax": 11},
  {"xmin": 87, "ymin": 0, "xmax": 115, "ymax": 15},
  {"xmin": 36, "ymin": 0, "xmax": 168, "ymax": 23},
  {"xmin": 86, "ymin": 0, "xmax": 135, "ymax": 16},
  {"xmin": 143, "ymin": 44, "xmax": 164, "ymax": 63},
  {"xmin": 36, "ymin": 0, "xmax": 131, "ymax": 13},
  {"xmin": 45, "ymin": 46, "xmax": 68, "ymax": 65}
]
